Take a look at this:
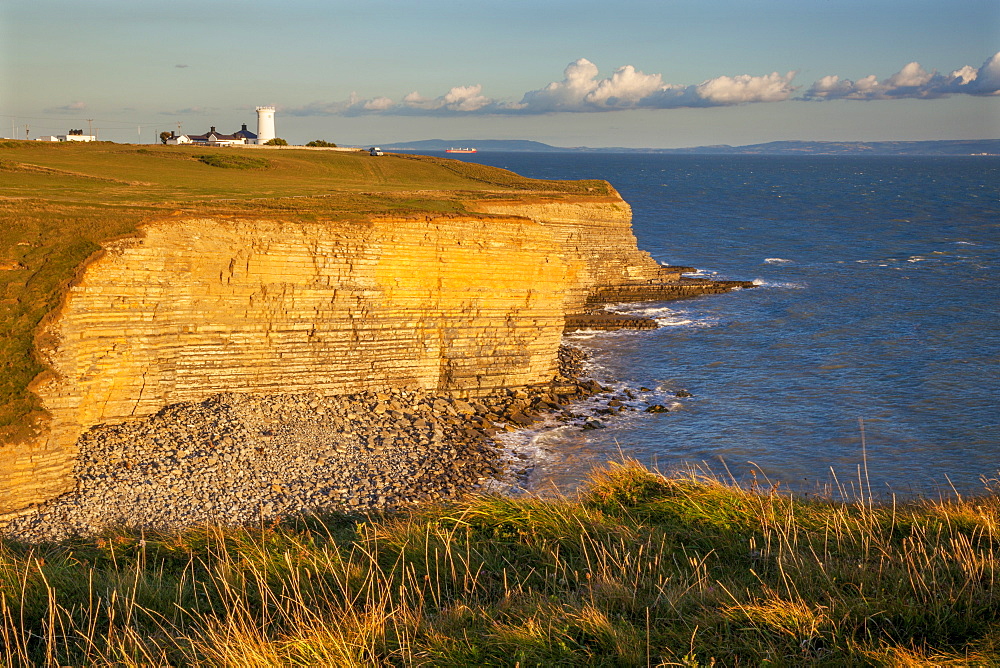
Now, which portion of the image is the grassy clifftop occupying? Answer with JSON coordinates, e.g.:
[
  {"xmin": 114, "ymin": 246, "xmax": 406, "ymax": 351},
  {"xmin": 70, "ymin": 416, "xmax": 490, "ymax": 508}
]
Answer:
[
  {"xmin": 0, "ymin": 141, "xmax": 614, "ymax": 438},
  {"xmin": 1, "ymin": 461, "xmax": 997, "ymax": 664}
]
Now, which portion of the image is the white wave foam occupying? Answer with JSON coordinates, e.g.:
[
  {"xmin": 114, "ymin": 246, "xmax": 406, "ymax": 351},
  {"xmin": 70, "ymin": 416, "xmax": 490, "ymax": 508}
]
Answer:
[
  {"xmin": 750, "ymin": 279, "xmax": 806, "ymax": 289},
  {"xmin": 764, "ymin": 258, "xmax": 794, "ymax": 265},
  {"xmin": 603, "ymin": 303, "xmax": 716, "ymax": 329},
  {"xmin": 492, "ymin": 382, "xmax": 683, "ymax": 485},
  {"xmin": 607, "ymin": 304, "xmax": 677, "ymax": 319},
  {"xmin": 564, "ymin": 329, "xmax": 603, "ymax": 340}
]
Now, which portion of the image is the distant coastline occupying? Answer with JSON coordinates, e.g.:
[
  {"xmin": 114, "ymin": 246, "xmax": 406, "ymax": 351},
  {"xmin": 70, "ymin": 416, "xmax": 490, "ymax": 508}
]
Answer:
[{"xmin": 384, "ymin": 138, "xmax": 1000, "ymax": 156}]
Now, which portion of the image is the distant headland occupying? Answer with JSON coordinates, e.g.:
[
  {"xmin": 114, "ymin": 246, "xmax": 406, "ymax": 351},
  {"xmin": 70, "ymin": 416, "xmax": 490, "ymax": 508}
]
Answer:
[{"xmin": 385, "ymin": 138, "xmax": 1000, "ymax": 156}]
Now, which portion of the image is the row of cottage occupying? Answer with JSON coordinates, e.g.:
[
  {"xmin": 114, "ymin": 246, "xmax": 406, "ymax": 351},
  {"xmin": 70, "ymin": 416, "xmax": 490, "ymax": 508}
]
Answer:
[
  {"xmin": 37, "ymin": 127, "xmax": 261, "ymax": 146},
  {"xmin": 165, "ymin": 124, "xmax": 261, "ymax": 147},
  {"xmin": 167, "ymin": 106, "xmax": 277, "ymax": 147}
]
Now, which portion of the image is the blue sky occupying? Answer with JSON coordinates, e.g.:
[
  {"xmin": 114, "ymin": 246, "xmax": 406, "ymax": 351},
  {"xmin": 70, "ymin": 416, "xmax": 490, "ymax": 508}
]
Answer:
[{"xmin": 3, "ymin": 0, "xmax": 998, "ymax": 147}]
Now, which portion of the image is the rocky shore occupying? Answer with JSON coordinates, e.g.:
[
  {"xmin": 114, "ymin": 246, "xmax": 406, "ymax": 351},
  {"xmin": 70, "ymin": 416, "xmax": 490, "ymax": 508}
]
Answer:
[{"xmin": 2, "ymin": 346, "xmax": 656, "ymax": 542}]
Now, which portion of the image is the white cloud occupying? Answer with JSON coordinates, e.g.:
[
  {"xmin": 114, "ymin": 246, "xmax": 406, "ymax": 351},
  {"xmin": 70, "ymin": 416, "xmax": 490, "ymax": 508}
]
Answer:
[
  {"xmin": 286, "ymin": 58, "xmax": 801, "ymax": 117},
  {"xmin": 886, "ymin": 61, "xmax": 934, "ymax": 88},
  {"xmin": 805, "ymin": 52, "xmax": 1000, "ymax": 100},
  {"xmin": 295, "ymin": 84, "xmax": 500, "ymax": 116},
  {"xmin": 519, "ymin": 58, "xmax": 603, "ymax": 111},
  {"xmin": 971, "ymin": 52, "xmax": 1000, "ymax": 94},
  {"xmin": 695, "ymin": 71, "xmax": 796, "ymax": 104},
  {"xmin": 440, "ymin": 84, "xmax": 492, "ymax": 112},
  {"xmin": 518, "ymin": 59, "xmax": 795, "ymax": 112},
  {"xmin": 586, "ymin": 65, "xmax": 669, "ymax": 107},
  {"xmin": 807, "ymin": 74, "xmax": 852, "ymax": 98},
  {"xmin": 283, "ymin": 53, "xmax": 1000, "ymax": 117},
  {"xmin": 286, "ymin": 93, "xmax": 398, "ymax": 116},
  {"xmin": 363, "ymin": 96, "xmax": 394, "ymax": 111},
  {"xmin": 853, "ymin": 75, "xmax": 881, "ymax": 96},
  {"xmin": 950, "ymin": 65, "xmax": 978, "ymax": 86}
]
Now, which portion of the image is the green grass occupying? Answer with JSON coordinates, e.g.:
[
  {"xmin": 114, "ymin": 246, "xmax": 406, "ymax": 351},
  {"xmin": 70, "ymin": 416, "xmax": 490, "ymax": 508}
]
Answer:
[
  {"xmin": 0, "ymin": 140, "xmax": 613, "ymax": 438},
  {"xmin": 197, "ymin": 154, "xmax": 272, "ymax": 170},
  {"xmin": 1, "ymin": 461, "xmax": 997, "ymax": 665}
]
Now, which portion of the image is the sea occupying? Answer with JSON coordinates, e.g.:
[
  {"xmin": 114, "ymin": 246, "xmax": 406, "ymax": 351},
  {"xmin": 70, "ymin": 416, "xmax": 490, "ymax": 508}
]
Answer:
[{"xmin": 442, "ymin": 151, "xmax": 1000, "ymax": 499}]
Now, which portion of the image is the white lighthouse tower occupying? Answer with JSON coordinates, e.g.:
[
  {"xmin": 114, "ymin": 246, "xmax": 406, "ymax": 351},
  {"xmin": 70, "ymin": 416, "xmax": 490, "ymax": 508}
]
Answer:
[{"xmin": 255, "ymin": 106, "xmax": 276, "ymax": 144}]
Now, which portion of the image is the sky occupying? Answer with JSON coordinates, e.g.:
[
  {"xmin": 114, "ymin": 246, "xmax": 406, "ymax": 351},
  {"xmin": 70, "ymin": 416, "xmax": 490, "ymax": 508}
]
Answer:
[{"xmin": 2, "ymin": 0, "xmax": 998, "ymax": 148}]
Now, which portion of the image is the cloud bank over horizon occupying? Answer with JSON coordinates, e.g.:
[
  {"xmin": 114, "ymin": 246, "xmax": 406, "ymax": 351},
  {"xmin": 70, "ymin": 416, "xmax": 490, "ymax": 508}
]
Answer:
[
  {"xmin": 805, "ymin": 53, "xmax": 1000, "ymax": 100},
  {"xmin": 287, "ymin": 53, "xmax": 1000, "ymax": 117}
]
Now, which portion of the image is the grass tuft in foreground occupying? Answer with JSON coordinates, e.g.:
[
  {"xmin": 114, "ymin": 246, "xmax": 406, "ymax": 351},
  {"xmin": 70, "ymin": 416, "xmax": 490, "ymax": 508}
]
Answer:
[{"xmin": 1, "ymin": 460, "xmax": 997, "ymax": 665}]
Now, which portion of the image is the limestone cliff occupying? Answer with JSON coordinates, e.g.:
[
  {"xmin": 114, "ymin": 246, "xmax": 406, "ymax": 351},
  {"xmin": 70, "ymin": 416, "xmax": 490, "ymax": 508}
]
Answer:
[
  {"xmin": 0, "ymin": 193, "xmax": 744, "ymax": 516},
  {"xmin": 465, "ymin": 197, "xmax": 669, "ymax": 312},
  {"xmin": 465, "ymin": 196, "xmax": 750, "ymax": 321}
]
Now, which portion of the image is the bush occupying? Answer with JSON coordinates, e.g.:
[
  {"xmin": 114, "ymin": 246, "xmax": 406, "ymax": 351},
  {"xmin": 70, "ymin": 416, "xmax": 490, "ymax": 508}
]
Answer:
[
  {"xmin": 197, "ymin": 154, "xmax": 271, "ymax": 170},
  {"xmin": 306, "ymin": 140, "xmax": 337, "ymax": 147},
  {"xmin": 263, "ymin": 138, "xmax": 288, "ymax": 146}
]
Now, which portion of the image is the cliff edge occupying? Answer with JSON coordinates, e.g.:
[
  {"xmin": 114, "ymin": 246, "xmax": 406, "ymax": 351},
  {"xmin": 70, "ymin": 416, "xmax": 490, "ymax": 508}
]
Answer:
[{"xmin": 0, "ymin": 143, "xmax": 749, "ymax": 516}]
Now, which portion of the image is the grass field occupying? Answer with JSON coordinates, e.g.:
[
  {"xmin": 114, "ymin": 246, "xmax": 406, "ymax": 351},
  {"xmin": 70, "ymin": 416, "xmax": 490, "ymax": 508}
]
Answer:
[
  {"xmin": 0, "ymin": 141, "xmax": 614, "ymax": 440},
  {"xmin": 1, "ymin": 461, "xmax": 997, "ymax": 665}
]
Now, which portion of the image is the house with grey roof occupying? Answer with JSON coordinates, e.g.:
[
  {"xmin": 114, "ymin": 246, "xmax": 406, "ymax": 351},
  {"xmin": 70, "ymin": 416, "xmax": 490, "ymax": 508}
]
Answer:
[{"xmin": 167, "ymin": 124, "xmax": 258, "ymax": 147}]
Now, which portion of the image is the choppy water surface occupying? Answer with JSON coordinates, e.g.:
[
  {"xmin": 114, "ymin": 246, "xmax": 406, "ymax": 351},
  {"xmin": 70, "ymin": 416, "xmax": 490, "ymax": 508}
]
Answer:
[{"xmin": 446, "ymin": 152, "xmax": 1000, "ymax": 497}]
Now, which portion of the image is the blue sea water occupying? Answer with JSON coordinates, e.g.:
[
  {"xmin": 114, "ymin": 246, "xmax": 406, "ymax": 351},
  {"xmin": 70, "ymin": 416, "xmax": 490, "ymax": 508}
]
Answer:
[{"xmin": 446, "ymin": 152, "xmax": 1000, "ymax": 498}]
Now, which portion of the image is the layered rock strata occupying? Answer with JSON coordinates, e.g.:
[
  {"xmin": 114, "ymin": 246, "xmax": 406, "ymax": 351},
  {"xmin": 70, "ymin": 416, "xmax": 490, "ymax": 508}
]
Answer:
[
  {"xmin": 1, "ymin": 194, "xmax": 747, "ymax": 518},
  {"xmin": 3, "ymin": 349, "xmax": 619, "ymax": 541},
  {"xmin": 465, "ymin": 198, "xmax": 674, "ymax": 312},
  {"xmin": 465, "ymin": 197, "xmax": 752, "ymax": 331},
  {"xmin": 585, "ymin": 278, "xmax": 752, "ymax": 305},
  {"xmin": 2, "ymin": 213, "xmax": 568, "ymax": 515},
  {"xmin": 563, "ymin": 313, "xmax": 660, "ymax": 331}
]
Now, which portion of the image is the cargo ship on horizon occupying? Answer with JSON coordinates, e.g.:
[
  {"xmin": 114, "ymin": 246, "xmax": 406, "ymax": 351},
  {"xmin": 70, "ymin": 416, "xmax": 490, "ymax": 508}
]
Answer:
[{"xmin": 445, "ymin": 147, "xmax": 477, "ymax": 153}]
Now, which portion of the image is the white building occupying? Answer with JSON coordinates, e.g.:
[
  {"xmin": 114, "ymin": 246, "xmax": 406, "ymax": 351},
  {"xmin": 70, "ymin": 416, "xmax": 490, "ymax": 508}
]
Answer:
[
  {"xmin": 36, "ymin": 129, "xmax": 96, "ymax": 142},
  {"xmin": 165, "ymin": 107, "xmax": 277, "ymax": 146},
  {"xmin": 255, "ymin": 106, "xmax": 276, "ymax": 144},
  {"xmin": 166, "ymin": 124, "xmax": 257, "ymax": 146}
]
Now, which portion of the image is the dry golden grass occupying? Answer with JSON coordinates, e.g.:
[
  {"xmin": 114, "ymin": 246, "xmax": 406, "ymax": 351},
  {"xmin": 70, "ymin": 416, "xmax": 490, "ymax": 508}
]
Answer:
[{"xmin": 1, "ymin": 461, "xmax": 997, "ymax": 665}]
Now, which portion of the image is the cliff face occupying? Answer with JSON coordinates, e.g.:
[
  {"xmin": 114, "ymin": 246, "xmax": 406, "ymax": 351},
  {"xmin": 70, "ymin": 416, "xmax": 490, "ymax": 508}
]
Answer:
[
  {"xmin": 0, "ymin": 193, "xmax": 739, "ymax": 516},
  {"xmin": 465, "ymin": 197, "xmax": 676, "ymax": 312},
  {"xmin": 2, "ymin": 212, "xmax": 576, "ymax": 514}
]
